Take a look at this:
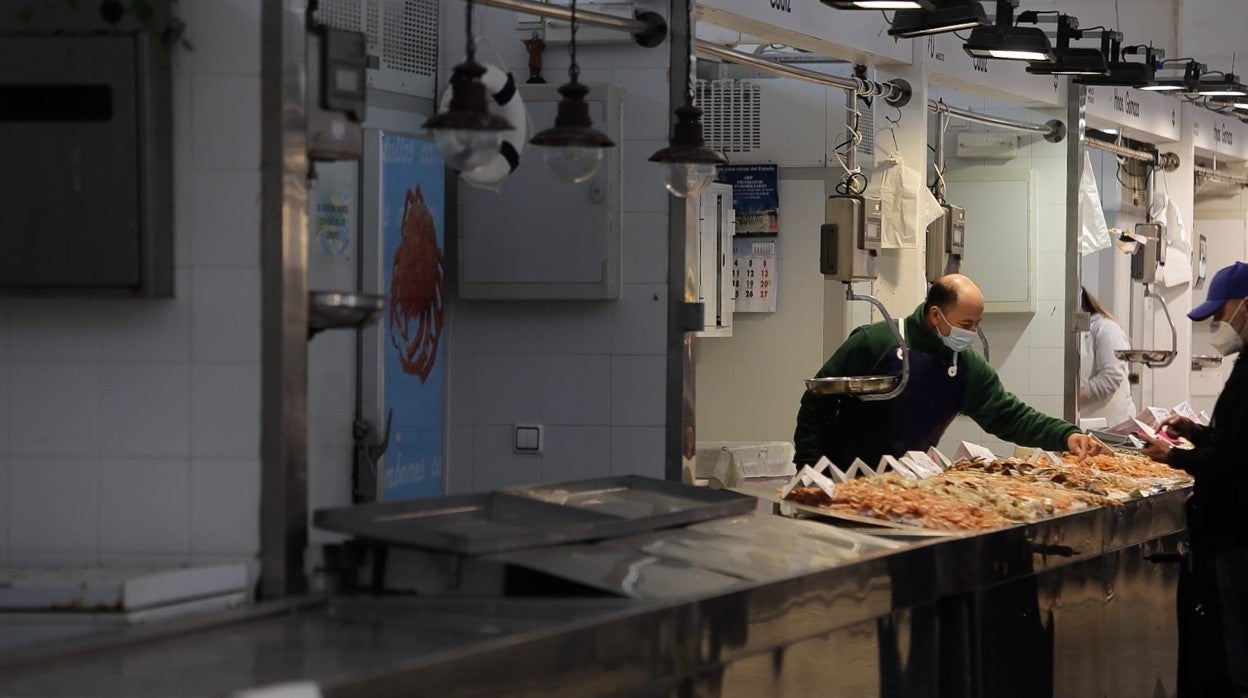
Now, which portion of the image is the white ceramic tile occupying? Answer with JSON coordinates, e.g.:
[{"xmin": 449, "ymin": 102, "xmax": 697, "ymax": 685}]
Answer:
[
  {"xmin": 191, "ymin": 459, "xmax": 260, "ymax": 555},
  {"xmin": 9, "ymin": 458, "xmax": 99, "ymax": 554},
  {"xmin": 621, "ymin": 138, "xmax": 669, "ymax": 214},
  {"xmin": 191, "ymin": 268, "xmax": 262, "ymax": 363},
  {"xmin": 621, "ymin": 211, "xmax": 668, "ymax": 285},
  {"xmin": 991, "ymin": 343, "xmax": 1031, "ymax": 395},
  {"xmin": 1028, "ymin": 347, "xmax": 1066, "ymax": 397},
  {"xmin": 470, "ymin": 354, "xmax": 543, "ymax": 425},
  {"xmin": 191, "ymin": 75, "xmax": 261, "ymax": 172},
  {"xmin": 610, "ymin": 284, "xmax": 666, "ymax": 355},
  {"xmin": 455, "ymin": 302, "xmax": 544, "ymax": 354},
  {"xmin": 1027, "ymin": 300, "xmax": 1065, "ymax": 349},
  {"xmin": 1037, "ymin": 252, "xmax": 1068, "ymax": 302},
  {"xmin": 99, "ymin": 552, "xmax": 194, "ymax": 566},
  {"xmin": 609, "ymin": 426, "xmax": 664, "ymax": 478},
  {"xmin": 97, "ymin": 274, "xmax": 192, "ymax": 363},
  {"xmin": 7, "ymin": 299, "xmax": 104, "ymax": 362},
  {"xmin": 1027, "ymin": 395, "xmax": 1064, "ymax": 420},
  {"xmin": 470, "ymin": 425, "xmax": 542, "ymax": 490},
  {"xmin": 542, "ymin": 303, "xmax": 612, "ymax": 354},
  {"xmin": 190, "ymin": 364, "xmax": 261, "ymax": 458},
  {"xmin": 7, "ymin": 551, "xmax": 101, "ymax": 565},
  {"xmin": 8, "ymin": 364, "xmax": 101, "ymax": 457},
  {"xmin": 174, "ymin": 174, "xmax": 193, "ymax": 269},
  {"xmin": 612, "ymin": 68, "xmax": 669, "ymax": 141},
  {"xmin": 1035, "ymin": 159, "xmax": 1068, "ymax": 208},
  {"xmin": 190, "ymin": 171, "xmax": 262, "ymax": 267},
  {"xmin": 445, "ymin": 298, "xmax": 476, "ymax": 357},
  {"xmin": 542, "ymin": 426, "xmax": 611, "ymax": 482},
  {"xmin": 541, "ymin": 354, "xmax": 610, "ymax": 425},
  {"xmin": 610, "ymin": 355, "xmax": 666, "ymax": 427},
  {"xmin": 446, "ymin": 425, "xmax": 474, "ymax": 495},
  {"xmin": 101, "ymin": 365, "xmax": 191, "ymax": 457},
  {"xmin": 191, "ymin": 0, "xmax": 261, "ymax": 76},
  {"xmin": 99, "ymin": 459, "xmax": 191, "ymax": 555},
  {"xmin": 1036, "ymin": 204, "xmax": 1067, "ymax": 254},
  {"xmin": 446, "ymin": 351, "xmax": 475, "ymax": 426},
  {"xmin": 173, "ymin": 76, "xmax": 192, "ymax": 174}
]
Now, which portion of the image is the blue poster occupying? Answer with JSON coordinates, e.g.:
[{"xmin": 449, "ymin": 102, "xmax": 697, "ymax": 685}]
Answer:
[
  {"xmin": 381, "ymin": 134, "xmax": 446, "ymax": 500},
  {"xmin": 717, "ymin": 164, "xmax": 779, "ymax": 234}
]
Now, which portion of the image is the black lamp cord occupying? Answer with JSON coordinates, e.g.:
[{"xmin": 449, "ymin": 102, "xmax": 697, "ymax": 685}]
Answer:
[
  {"xmin": 569, "ymin": 0, "xmax": 579, "ymax": 83},
  {"xmin": 465, "ymin": 0, "xmax": 476, "ymax": 62},
  {"xmin": 684, "ymin": 0, "xmax": 695, "ymax": 107}
]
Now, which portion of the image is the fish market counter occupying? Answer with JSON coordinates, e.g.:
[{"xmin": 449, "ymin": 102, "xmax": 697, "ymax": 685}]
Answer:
[{"xmin": 0, "ymin": 484, "xmax": 1187, "ymax": 698}]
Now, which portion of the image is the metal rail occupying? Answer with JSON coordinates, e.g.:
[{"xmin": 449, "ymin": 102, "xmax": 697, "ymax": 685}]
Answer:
[
  {"xmin": 1084, "ymin": 137, "xmax": 1181, "ymax": 171},
  {"xmin": 928, "ymin": 99, "xmax": 1066, "ymax": 142},
  {"xmin": 473, "ymin": 0, "xmax": 667, "ymax": 46},
  {"xmin": 695, "ymin": 40, "xmax": 911, "ymax": 105},
  {"xmin": 1195, "ymin": 163, "xmax": 1248, "ymax": 186}
]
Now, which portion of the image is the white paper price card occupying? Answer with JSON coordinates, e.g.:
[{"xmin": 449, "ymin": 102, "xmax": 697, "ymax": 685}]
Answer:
[
  {"xmin": 927, "ymin": 447, "xmax": 952, "ymax": 469},
  {"xmin": 1172, "ymin": 402, "xmax": 1200, "ymax": 422},
  {"xmin": 845, "ymin": 458, "xmax": 875, "ymax": 479},
  {"xmin": 880, "ymin": 455, "xmax": 919, "ymax": 480},
  {"xmin": 957, "ymin": 441, "xmax": 996, "ymax": 461},
  {"xmin": 780, "ymin": 465, "xmax": 836, "ymax": 500},
  {"xmin": 905, "ymin": 451, "xmax": 943, "ymax": 478}
]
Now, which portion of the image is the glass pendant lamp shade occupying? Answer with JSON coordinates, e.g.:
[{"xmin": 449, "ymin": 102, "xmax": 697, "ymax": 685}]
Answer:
[
  {"xmin": 531, "ymin": 81, "xmax": 614, "ymax": 183},
  {"xmin": 649, "ymin": 103, "xmax": 727, "ymax": 198}
]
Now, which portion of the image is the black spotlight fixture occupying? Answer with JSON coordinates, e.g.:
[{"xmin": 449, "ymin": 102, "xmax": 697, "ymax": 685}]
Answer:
[
  {"xmin": 888, "ymin": 0, "xmax": 989, "ymax": 38},
  {"xmin": 963, "ymin": 0, "xmax": 1055, "ymax": 62},
  {"xmin": 422, "ymin": 0, "xmax": 514, "ymax": 172},
  {"xmin": 1024, "ymin": 14, "xmax": 1107, "ymax": 76},
  {"xmin": 1072, "ymin": 41, "xmax": 1159, "ymax": 88},
  {"xmin": 1196, "ymin": 71, "xmax": 1248, "ymax": 97},
  {"xmin": 1141, "ymin": 60, "xmax": 1205, "ymax": 92},
  {"xmin": 824, "ymin": 0, "xmax": 935, "ymax": 9},
  {"xmin": 648, "ymin": 0, "xmax": 727, "ymax": 198},
  {"xmin": 529, "ymin": 0, "xmax": 615, "ymax": 183}
]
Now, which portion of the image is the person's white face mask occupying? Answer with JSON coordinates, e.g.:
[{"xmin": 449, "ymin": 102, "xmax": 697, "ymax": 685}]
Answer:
[
  {"xmin": 1210, "ymin": 299, "xmax": 1247, "ymax": 356},
  {"xmin": 937, "ymin": 308, "xmax": 977, "ymax": 353}
]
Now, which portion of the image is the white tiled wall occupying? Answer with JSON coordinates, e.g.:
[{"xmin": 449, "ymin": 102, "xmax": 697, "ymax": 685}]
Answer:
[
  {"xmin": 935, "ymin": 90, "xmax": 1072, "ymax": 458},
  {"xmin": 442, "ymin": 1, "xmax": 671, "ymax": 493},
  {"xmin": 0, "ymin": 0, "xmax": 262, "ymax": 566}
]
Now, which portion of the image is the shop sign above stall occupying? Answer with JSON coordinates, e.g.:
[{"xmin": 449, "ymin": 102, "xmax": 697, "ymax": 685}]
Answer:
[
  {"xmin": 1191, "ymin": 110, "xmax": 1248, "ymax": 161},
  {"xmin": 1084, "ymin": 86, "xmax": 1181, "ymax": 144},
  {"xmin": 697, "ymin": 0, "xmax": 911, "ymax": 65},
  {"xmin": 926, "ymin": 32, "xmax": 1063, "ymax": 108}
]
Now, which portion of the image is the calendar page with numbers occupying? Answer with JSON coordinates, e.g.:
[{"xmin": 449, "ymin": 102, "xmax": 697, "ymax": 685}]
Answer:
[{"xmin": 732, "ymin": 235, "xmax": 778, "ymax": 313}]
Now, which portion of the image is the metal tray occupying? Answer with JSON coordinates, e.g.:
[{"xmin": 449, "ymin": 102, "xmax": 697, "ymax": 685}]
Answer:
[
  {"xmin": 1192, "ymin": 354, "xmax": 1223, "ymax": 370},
  {"xmin": 804, "ymin": 375, "xmax": 899, "ymax": 396},
  {"xmin": 1114, "ymin": 349, "xmax": 1176, "ymax": 368},
  {"xmin": 314, "ymin": 477, "xmax": 756, "ymax": 556},
  {"xmin": 505, "ymin": 475, "xmax": 757, "ymax": 530}
]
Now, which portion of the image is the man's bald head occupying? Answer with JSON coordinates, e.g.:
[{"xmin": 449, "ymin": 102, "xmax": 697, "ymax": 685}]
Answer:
[{"xmin": 926, "ymin": 274, "xmax": 985, "ymax": 335}]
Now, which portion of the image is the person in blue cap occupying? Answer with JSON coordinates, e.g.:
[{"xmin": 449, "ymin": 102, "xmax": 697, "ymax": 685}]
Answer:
[{"xmin": 1140, "ymin": 260, "xmax": 1248, "ymax": 696}]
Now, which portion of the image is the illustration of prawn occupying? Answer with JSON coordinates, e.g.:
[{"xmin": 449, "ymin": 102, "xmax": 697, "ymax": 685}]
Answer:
[{"xmin": 388, "ymin": 185, "xmax": 445, "ymax": 383}]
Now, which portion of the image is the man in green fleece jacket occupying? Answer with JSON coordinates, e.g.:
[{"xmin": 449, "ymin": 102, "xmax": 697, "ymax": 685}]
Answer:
[{"xmin": 793, "ymin": 274, "xmax": 1103, "ymax": 468}]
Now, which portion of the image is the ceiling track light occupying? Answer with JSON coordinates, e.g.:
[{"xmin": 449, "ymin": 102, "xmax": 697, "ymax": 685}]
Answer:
[
  {"xmin": 1196, "ymin": 72, "xmax": 1248, "ymax": 97},
  {"xmin": 422, "ymin": 0, "xmax": 514, "ymax": 172},
  {"xmin": 1141, "ymin": 60, "xmax": 1205, "ymax": 92},
  {"xmin": 888, "ymin": 0, "xmax": 990, "ymax": 39},
  {"xmin": 963, "ymin": 0, "xmax": 1056, "ymax": 62},
  {"xmin": 823, "ymin": 0, "xmax": 935, "ymax": 9},
  {"xmin": 648, "ymin": 0, "xmax": 727, "ymax": 199},
  {"xmin": 1024, "ymin": 14, "xmax": 1107, "ymax": 76},
  {"xmin": 529, "ymin": 0, "xmax": 615, "ymax": 184},
  {"xmin": 1207, "ymin": 95, "xmax": 1248, "ymax": 111},
  {"xmin": 1073, "ymin": 42, "xmax": 1159, "ymax": 88}
]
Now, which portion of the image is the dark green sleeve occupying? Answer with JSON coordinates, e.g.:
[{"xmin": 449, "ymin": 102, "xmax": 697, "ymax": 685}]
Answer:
[
  {"xmin": 793, "ymin": 326, "xmax": 884, "ymax": 465},
  {"xmin": 960, "ymin": 353, "xmax": 1079, "ymax": 451}
]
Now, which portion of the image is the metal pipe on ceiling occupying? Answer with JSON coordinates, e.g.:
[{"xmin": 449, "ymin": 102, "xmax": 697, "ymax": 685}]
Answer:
[
  {"xmin": 472, "ymin": 0, "xmax": 666, "ymax": 45},
  {"xmin": 1195, "ymin": 164, "xmax": 1248, "ymax": 186},
  {"xmin": 1084, "ymin": 137, "xmax": 1181, "ymax": 170},
  {"xmin": 927, "ymin": 100, "xmax": 1065, "ymax": 142},
  {"xmin": 695, "ymin": 40, "xmax": 911, "ymax": 105}
]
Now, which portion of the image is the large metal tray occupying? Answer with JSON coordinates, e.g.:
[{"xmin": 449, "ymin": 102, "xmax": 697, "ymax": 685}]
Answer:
[
  {"xmin": 804, "ymin": 375, "xmax": 899, "ymax": 395},
  {"xmin": 314, "ymin": 477, "xmax": 756, "ymax": 556}
]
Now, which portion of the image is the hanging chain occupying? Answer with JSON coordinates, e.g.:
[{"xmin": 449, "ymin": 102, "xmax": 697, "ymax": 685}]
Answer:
[
  {"xmin": 685, "ymin": 0, "xmax": 696, "ymax": 105},
  {"xmin": 465, "ymin": 0, "xmax": 476, "ymax": 62},
  {"xmin": 569, "ymin": 0, "xmax": 579, "ymax": 82}
]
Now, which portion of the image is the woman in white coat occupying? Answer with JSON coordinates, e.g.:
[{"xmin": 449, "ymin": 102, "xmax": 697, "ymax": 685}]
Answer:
[{"xmin": 1078, "ymin": 287, "xmax": 1137, "ymax": 425}]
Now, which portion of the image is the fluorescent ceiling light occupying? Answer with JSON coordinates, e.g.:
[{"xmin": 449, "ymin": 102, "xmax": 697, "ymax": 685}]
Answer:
[
  {"xmin": 822, "ymin": 0, "xmax": 935, "ymax": 9},
  {"xmin": 888, "ymin": 0, "xmax": 989, "ymax": 39},
  {"xmin": 964, "ymin": 24, "xmax": 1056, "ymax": 62},
  {"xmin": 1027, "ymin": 48, "xmax": 1108, "ymax": 76},
  {"xmin": 1140, "ymin": 83, "xmax": 1185, "ymax": 91},
  {"xmin": 1200, "ymin": 88, "xmax": 1248, "ymax": 97}
]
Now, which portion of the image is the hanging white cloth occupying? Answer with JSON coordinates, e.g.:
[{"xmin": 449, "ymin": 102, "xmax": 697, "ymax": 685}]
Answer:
[
  {"xmin": 1151, "ymin": 176, "xmax": 1192, "ymax": 287},
  {"xmin": 868, "ymin": 151, "xmax": 943, "ymax": 249}
]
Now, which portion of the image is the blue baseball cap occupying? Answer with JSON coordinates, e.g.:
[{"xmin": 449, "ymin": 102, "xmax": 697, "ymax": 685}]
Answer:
[{"xmin": 1189, "ymin": 261, "xmax": 1248, "ymax": 320}]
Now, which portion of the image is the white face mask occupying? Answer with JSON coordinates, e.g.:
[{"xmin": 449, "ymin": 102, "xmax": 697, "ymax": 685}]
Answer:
[
  {"xmin": 1213, "ymin": 299, "xmax": 1243, "ymax": 354},
  {"xmin": 937, "ymin": 308, "xmax": 977, "ymax": 353},
  {"xmin": 1210, "ymin": 300, "xmax": 1246, "ymax": 356}
]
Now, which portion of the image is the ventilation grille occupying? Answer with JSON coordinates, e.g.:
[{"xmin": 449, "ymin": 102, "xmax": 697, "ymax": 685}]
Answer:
[
  {"xmin": 856, "ymin": 99, "xmax": 874, "ymax": 157},
  {"xmin": 1120, "ymin": 157, "xmax": 1152, "ymax": 208},
  {"xmin": 314, "ymin": 0, "xmax": 438, "ymax": 98},
  {"xmin": 696, "ymin": 79, "xmax": 762, "ymax": 154}
]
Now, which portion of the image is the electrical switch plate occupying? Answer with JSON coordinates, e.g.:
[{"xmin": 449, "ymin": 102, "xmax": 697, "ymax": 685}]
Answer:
[{"xmin": 514, "ymin": 424, "xmax": 543, "ymax": 454}]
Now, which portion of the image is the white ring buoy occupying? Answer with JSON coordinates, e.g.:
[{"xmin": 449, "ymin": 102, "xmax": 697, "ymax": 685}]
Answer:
[{"xmin": 439, "ymin": 64, "xmax": 527, "ymax": 191}]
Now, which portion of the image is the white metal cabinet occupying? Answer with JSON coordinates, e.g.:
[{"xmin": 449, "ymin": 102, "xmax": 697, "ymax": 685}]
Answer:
[{"xmin": 696, "ymin": 183, "xmax": 735, "ymax": 337}]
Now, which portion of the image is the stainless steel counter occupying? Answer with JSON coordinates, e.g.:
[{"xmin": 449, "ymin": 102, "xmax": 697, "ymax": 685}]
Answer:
[{"xmin": 0, "ymin": 488, "xmax": 1188, "ymax": 697}]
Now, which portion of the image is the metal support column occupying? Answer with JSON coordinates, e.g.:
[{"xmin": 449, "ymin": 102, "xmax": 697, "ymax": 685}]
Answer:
[
  {"xmin": 666, "ymin": 0, "xmax": 694, "ymax": 483},
  {"xmin": 1063, "ymin": 80, "xmax": 1084, "ymax": 424},
  {"xmin": 260, "ymin": 0, "xmax": 310, "ymax": 597}
]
